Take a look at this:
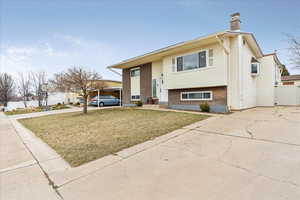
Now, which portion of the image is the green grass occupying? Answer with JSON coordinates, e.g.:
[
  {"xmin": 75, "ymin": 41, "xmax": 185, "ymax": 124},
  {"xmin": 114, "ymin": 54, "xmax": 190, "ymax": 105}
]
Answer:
[{"xmin": 19, "ymin": 108, "xmax": 208, "ymax": 167}]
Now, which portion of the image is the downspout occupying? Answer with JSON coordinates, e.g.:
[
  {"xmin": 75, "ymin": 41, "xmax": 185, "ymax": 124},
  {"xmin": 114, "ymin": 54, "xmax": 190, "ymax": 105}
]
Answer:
[
  {"xmin": 216, "ymin": 35, "xmax": 231, "ymax": 111},
  {"xmin": 107, "ymin": 67, "xmax": 122, "ymax": 77}
]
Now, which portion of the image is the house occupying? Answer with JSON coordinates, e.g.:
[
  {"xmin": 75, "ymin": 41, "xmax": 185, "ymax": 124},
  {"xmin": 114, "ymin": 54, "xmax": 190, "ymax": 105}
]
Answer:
[
  {"xmin": 65, "ymin": 79, "xmax": 122, "ymax": 104},
  {"xmin": 281, "ymin": 75, "xmax": 300, "ymax": 86},
  {"xmin": 275, "ymin": 75, "xmax": 300, "ymax": 106},
  {"xmin": 107, "ymin": 13, "xmax": 283, "ymax": 113}
]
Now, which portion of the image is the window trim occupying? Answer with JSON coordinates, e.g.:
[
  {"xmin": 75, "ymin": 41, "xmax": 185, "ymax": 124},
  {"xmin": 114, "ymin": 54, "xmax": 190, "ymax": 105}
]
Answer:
[
  {"xmin": 180, "ymin": 91, "xmax": 213, "ymax": 101},
  {"xmin": 175, "ymin": 49, "xmax": 213, "ymax": 73}
]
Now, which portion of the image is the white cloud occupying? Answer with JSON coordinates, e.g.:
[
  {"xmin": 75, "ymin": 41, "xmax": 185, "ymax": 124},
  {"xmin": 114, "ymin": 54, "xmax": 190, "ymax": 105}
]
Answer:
[{"xmin": 0, "ymin": 35, "xmax": 122, "ymax": 80}]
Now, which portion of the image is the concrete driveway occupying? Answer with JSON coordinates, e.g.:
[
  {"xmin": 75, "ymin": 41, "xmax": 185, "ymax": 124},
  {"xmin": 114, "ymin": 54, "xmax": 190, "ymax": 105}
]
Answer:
[{"xmin": 1, "ymin": 107, "xmax": 300, "ymax": 200}]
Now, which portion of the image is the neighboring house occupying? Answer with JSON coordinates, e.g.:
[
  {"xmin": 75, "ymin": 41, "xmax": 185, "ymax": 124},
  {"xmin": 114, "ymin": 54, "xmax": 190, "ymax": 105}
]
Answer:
[
  {"xmin": 281, "ymin": 75, "xmax": 300, "ymax": 86},
  {"xmin": 107, "ymin": 13, "xmax": 283, "ymax": 113},
  {"xmin": 276, "ymin": 75, "xmax": 300, "ymax": 106},
  {"xmin": 65, "ymin": 79, "xmax": 122, "ymax": 104}
]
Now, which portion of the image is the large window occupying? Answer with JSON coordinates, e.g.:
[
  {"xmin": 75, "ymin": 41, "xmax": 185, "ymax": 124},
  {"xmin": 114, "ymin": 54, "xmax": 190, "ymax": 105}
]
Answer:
[
  {"xmin": 181, "ymin": 91, "xmax": 213, "ymax": 101},
  {"xmin": 176, "ymin": 50, "xmax": 213, "ymax": 72},
  {"xmin": 130, "ymin": 68, "xmax": 140, "ymax": 77}
]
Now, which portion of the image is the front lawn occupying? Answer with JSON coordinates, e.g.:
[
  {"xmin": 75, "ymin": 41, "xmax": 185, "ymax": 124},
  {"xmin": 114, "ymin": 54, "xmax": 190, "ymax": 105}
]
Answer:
[{"xmin": 19, "ymin": 108, "xmax": 208, "ymax": 167}]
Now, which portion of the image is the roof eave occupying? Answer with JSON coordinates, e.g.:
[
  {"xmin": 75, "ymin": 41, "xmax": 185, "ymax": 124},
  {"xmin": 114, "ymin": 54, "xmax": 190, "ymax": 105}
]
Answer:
[{"xmin": 107, "ymin": 30, "xmax": 228, "ymax": 69}]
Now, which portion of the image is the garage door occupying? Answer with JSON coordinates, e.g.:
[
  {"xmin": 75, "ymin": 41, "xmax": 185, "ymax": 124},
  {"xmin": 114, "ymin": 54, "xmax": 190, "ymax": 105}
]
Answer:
[{"xmin": 275, "ymin": 85, "xmax": 300, "ymax": 105}]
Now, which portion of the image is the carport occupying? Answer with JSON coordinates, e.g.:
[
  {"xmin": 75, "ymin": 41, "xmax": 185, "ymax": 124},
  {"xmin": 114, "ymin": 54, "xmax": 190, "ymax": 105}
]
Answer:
[{"xmin": 88, "ymin": 87, "xmax": 122, "ymax": 107}]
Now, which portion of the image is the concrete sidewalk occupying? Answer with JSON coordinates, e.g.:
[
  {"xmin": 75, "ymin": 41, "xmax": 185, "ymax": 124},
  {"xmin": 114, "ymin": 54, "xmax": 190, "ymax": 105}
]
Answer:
[{"xmin": 0, "ymin": 113, "xmax": 61, "ymax": 200}]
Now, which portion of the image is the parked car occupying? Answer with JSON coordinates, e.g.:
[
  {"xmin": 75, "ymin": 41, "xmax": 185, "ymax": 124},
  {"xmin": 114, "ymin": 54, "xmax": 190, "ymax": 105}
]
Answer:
[{"xmin": 89, "ymin": 95, "xmax": 120, "ymax": 107}]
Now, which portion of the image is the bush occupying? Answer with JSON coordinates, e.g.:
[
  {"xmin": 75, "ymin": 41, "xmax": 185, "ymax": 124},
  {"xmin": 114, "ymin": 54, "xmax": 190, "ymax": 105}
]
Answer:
[
  {"xmin": 51, "ymin": 104, "xmax": 69, "ymax": 110},
  {"xmin": 135, "ymin": 101, "xmax": 143, "ymax": 107},
  {"xmin": 200, "ymin": 102, "xmax": 210, "ymax": 112},
  {"xmin": 57, "ymin": 102, "xmax": 62, "ymax": 106}
]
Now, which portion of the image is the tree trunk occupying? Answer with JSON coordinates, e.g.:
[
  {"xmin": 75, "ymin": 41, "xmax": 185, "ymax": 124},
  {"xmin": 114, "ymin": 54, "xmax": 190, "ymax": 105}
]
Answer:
[
  {"xmin": 3, "ymin": 94, "xmax": 8, "ymax": 107},
  {"xmin": 23, "ymin": 97, "xmax": 27, "ymax": 108},
  {"xmin": 83, "ymin": 95, "xmax": 88, "ymax": 114},
  {"xmin": 23, "ymin": 100, "xmax": 27, "ymax": 108}
]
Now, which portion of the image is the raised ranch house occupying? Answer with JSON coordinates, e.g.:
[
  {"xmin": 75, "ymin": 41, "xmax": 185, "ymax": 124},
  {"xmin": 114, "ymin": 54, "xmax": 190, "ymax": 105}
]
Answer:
[{"xmin": 108, "ymin": 13, "xmax": 283, "ymax": 113}]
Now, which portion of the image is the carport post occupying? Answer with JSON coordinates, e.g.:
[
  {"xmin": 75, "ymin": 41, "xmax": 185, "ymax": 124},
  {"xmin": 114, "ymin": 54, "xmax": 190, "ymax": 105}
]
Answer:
[
  {"xmin": 97, "ymin": 89, "xmax": 100, "ymax": 107},
  {"xmin": 119, "ymin": 87, "xmax": 122, "ymax": 107}
]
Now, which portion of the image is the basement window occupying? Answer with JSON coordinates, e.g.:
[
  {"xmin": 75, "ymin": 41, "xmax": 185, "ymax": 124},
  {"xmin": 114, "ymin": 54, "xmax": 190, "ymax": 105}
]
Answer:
[
  {"xmin": 181, "ymin": 91, "xmax": 213, "ymax": 101},
  {"xmin": 131, "ymin": 95, "xmax": 140, "ymax": 101}
]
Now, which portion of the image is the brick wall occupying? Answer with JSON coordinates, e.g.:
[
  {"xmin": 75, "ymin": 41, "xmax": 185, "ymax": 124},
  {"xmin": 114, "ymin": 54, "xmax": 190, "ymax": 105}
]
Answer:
[
  {"xmin": 122, "ymin": 63, "xmax": 152, "ymax": 105},
  {"xmin": 140, "ymin": 63, "xmax": 152, "ymax": 103},
  {"xmin": 168, "ymin": 86, "xmax": 227, "ymax": 107},
  {"xmin": 122, "ymin": 68, "xmax": 131, "ymax": 104}
]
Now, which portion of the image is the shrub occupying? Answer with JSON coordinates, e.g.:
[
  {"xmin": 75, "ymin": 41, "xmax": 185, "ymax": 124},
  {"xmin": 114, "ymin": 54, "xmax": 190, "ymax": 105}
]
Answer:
[
  {"xmin": 135, "ymin": 101, "xmax": 143, "ymax": 107},
  {"xmin": 200, "ymin": 102, "xmax": 210, "ymax": 112},
  {"xmin": 57, "ymin": 102, "xmax": 62, "ymax": 106}
]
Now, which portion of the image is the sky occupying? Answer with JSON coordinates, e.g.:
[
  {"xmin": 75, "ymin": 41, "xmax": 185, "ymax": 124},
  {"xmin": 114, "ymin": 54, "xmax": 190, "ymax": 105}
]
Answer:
[{"xmin": 1, "ymin": 0, "xmax": 300, "ymax": 81}]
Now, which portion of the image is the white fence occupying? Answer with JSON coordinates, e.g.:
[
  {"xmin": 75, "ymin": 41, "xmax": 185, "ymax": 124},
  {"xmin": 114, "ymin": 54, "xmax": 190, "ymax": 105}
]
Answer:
[{"xmin": 275, "ymin": 85, "xmax": 300, "ymax": 106}]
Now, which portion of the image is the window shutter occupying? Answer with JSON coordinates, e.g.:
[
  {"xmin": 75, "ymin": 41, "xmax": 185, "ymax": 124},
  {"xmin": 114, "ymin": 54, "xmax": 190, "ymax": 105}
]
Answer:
[
  {"xmin": 208, "ymin": 49, "xmax": 213, "ymax": 66},
  {"xmin": 172, "ymin": 58, "xmax": 175, "ymax": 72},
  {"xmin": 177, "ymin": 57, "xmax": 183, "ymax": 71},
  {"xmin": 199, "ymin": 51, "xmax": 206, "ymax": 68}
]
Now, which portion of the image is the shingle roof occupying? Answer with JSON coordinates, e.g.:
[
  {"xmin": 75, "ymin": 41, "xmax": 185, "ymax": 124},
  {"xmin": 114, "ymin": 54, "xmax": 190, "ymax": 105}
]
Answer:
[{"xmin": 281, "ymin": 75, "xmax": 300, "ymax": 81}]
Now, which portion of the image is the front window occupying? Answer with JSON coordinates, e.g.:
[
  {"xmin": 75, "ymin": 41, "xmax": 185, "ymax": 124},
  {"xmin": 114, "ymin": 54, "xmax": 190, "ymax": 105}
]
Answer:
[
  {"xmin": 130, "ymin": 68, "xmax": 140, "ymax": 77},
  {"xmin": 181, "ymin": 91, "xmax": 213, "ymax": 101},
  {"xmin": 176, "ymin": 49, "xmax": 213, "ymax": 72}
]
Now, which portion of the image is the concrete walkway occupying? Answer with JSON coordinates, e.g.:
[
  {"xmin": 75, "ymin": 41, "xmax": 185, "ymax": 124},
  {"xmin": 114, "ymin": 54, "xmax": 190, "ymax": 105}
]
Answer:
[
  {"xmin": 0, "ymin": 112, "xmax": 61, "ymax": 200},
  {"xmin": 1, "ymin": 106, "xmax": 300, "ymax": 200},
  {"xmin": 7, "ymin": 105, "xmax": 105, "ymax": 120}
]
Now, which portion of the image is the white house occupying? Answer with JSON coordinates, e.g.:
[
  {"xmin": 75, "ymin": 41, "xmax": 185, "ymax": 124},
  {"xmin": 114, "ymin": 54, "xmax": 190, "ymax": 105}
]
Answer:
[{"xmin": 107, "ymin": 13, "xmax": 283, "ymax": 112}]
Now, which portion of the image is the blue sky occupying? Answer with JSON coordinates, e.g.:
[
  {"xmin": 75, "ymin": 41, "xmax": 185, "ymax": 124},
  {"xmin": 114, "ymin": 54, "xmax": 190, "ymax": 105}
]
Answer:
[{"xmin": 1, "ymin": 0, "xmax": 300, "ymax": 80}]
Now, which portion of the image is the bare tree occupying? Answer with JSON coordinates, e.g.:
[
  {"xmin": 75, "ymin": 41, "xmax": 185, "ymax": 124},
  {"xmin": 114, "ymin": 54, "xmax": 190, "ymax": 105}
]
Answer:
[
  {"xmin": 94, "ymin": 80, "xmax": 108, "ymax": 93},
  {"xmin": 51, "ymin": 66, "xmax": 102, "ymax": 114},
  {"xmin": 31, "ymin": 71, "xmax": 47, "ymax": 107},
  {"xmin": 289, "ymin": 36, "xmax": 300, "ymax": 68},
  {"xmin": 0, "ymin": 73, "xmax": 15, "ymax": 107},
  {"xmin": 17, "ymin": 72, "xmax": 32, "ymax": 108}
]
